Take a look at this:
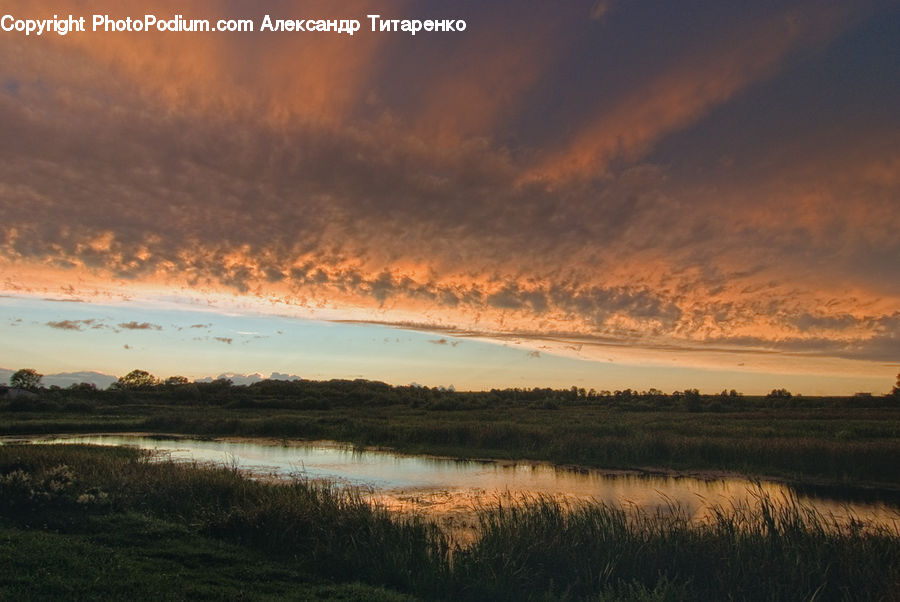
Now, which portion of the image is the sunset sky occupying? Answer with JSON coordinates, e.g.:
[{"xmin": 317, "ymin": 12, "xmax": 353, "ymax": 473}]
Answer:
[{"xmin": 1, "ymin": 0, "xmax": 897, "ymax": 394}]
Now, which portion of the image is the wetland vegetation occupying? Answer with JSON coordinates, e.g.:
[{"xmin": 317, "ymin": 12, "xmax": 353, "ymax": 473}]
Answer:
[
  {"xmin": 3, "ymin": 376, "xmax": 900, "ymax": 489},
  {"xmin": 2, "ymin": 444, "xmax": 898, "ymax": 601},
  {"xmin": 2, "ymin": 375, "xmax": 900, "ymax": 599}
]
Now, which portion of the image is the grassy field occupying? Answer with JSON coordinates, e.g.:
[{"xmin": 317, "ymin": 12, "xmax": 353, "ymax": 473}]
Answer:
[
  {"xmin": 1, "ymin": 444, "xmax": 898, "ymax": 601},
  {"xmin": 2, "ymin": 380, "xmax": 900, "ymax": 489}
]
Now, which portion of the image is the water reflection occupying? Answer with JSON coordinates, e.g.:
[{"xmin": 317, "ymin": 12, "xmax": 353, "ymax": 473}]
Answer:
[{"xmin": 11, "ymin": 434, "xmax": 900, "ymax": 530}]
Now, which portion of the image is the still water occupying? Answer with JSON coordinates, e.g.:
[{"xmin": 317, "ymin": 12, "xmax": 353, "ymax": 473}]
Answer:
[{"xmin": 10, "ymin": 434, "xmax": 900, "ymax": 530}]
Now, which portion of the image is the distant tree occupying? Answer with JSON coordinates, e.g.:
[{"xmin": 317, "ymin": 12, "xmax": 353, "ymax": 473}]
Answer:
[
  {"xmin": 766, "ymin": 388, "xmax": 792, "ymax": 399},
  {"xmin": 10, "ymin": 368, "xmax": 42, "ymax": 390},
  {"xmin": 68, "ymin": 382, "xmax": 97, "ymax": 392},
  {"xmin": 681, "ymin": 388, "xmax": 702, "ymax": 412},
  {"xmin": 115, "ymin": 369, "xmax": 158, "ymax": 390},
  {"xmin": 164, "ymin": 375, "xmax": 190, "ymax": 386},
  {"xmin": 892, "ymin": 373, "xmax": 900, "ymax": 398}
]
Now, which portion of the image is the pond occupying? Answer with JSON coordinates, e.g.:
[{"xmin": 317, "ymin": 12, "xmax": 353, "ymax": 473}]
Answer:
[{"xmin": 7, "ymin": 433, "xmax": 899, "ymax": 533}]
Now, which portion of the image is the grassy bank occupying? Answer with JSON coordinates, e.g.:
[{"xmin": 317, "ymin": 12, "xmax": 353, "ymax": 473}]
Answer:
[
  {"xmin": 2, "ymin": 380, "xmax": 900, "ymax": 488},
  {"xmin": 1, "ymin": 444, "xmax": 898, "ymax": 600}
]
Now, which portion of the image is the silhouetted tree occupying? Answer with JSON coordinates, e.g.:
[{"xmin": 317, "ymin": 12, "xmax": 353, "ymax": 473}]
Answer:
[
  {"xmin": 114, "ymin": 369, "xmax": 158, "ymax": 390},
  {"xmin": 682, "ymin": 388, "xmax": 702, "ymax": 412},
  {"xmin": 164, "ymin": 375, "xmax": 190, "ymax": 386},
  {"xmin": 10, "ymin": 368, "xmax": 42, "ymax": 390},
  {"xmin": 892, "ymin": 373, "xmax": 900, "ymax": 398},
  {"xmin": 766, "ymin": 388, "xmax": 792, "ymax": 399},
  {"xmin": 68, "ymin": 382, "xmax": 97, "ymax": 392}
]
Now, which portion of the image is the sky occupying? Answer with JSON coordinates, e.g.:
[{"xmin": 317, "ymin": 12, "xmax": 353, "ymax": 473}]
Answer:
[{"xmin": 0, "ymin": 0, "xmax": 898, "ymax": 394}]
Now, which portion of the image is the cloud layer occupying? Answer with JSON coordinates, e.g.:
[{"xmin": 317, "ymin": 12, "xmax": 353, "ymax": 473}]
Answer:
[{"xmin": 0, "ymin": 0, "xmax": 897, "ymax": 375}]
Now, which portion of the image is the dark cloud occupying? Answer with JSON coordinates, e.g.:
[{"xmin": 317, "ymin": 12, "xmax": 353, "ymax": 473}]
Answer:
[
  {"xmin": 0, "ymin": 0, "xmax": 896, "ymax": 371},
  {"xmin": 589, "ymin": 0, "xmax": 618, "ymax": 21},
  {"xmin": 214, "ymin": 337, "xmax": 233, "ymax": 345},
  {"xmin": 787, "ymin": 314, "xmax": 865, "ymax": 334},
  {"xmin": 46, "ymin": 319, "xmax": 94, "ymax": 331},
  {"xmin": 118, "ymin": 321, "xmax": 162, "ymax": 331}
]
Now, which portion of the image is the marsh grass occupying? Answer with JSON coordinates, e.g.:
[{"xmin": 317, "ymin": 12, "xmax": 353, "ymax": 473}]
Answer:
[
  {"xmin": 1, "ymin": 444, "xmax": 898, "ymax": 600},
  {"xmin": 0, "ymin": 444, "xmax": 452, "ymax": 596},
  {"xmin": 4, "ymin": 391, "xmax": 899, "ymax": 487},
  {"xmin": 452, "ymin": 492, "xmax": 900, "ymax": 600},
  {"xmin": 0, "ymin": 514, "xmax": 414, "ymax": 601}
]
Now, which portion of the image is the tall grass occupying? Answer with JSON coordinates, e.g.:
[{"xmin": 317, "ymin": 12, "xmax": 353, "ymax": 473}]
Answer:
[
  {"xmin": 2, "ymin": 444, "xmax": 898, "ymax": 600},
  {"xmin": 4, "ymin": 398, "xmax": 899, "ymax": 486},
  {"xmin": 0, "ymin": 444, "xmax": 448, "ymax": 592},
  {"xmin": 451, "ymin": 493, "xmax": 900, "ymax": 600}
]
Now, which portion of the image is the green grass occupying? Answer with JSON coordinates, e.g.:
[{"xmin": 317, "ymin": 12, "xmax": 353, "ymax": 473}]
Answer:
[
  {"xmin": 0, "ymin": 515, "xmax": 412, "ymax": 601},
  {"xmin": 1, "ymin": 444, "xmax": 898, "ymax": 600}
]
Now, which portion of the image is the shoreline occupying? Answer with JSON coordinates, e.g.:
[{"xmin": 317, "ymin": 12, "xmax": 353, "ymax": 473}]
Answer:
[{"xmin": 5, "ymin": 430, "xmax": 900, "ymax": 502}]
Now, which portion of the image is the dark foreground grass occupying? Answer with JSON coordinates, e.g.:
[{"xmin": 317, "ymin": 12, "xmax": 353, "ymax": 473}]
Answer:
[
  {"xmin": 0, "ymin": 516, "xmax": 412, "ymax": 601},
  {"xmin": 2, "ymin": 444, "xmax": 898, "ymax": 601}
]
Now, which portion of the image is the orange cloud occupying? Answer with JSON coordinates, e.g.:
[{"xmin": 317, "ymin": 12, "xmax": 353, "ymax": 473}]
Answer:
[
  {"xmin": 0, "ymin": 0, "xmax": 896, "ymax": 381},
  {"xmin": 20, "ymin": 0, "xmax": 404, "ymax": 124},
  {"xmin": 410, "ymin": 11, "xmax": 564, "ymax": 144},
  {"xmin": 527, "ymin": 4, "xmax": 857, "ymax": 182}
]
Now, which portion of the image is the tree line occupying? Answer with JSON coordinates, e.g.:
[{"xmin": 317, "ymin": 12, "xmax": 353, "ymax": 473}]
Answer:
[{"xmin": 7, "ymin": 367, "xmax": 900, "ymax": 406}]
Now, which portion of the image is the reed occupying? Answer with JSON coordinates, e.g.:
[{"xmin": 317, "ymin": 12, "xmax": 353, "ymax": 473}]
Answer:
[
  {"xmin": 4, "ymin": 387, "xmax": 898, "ymax": 487},
  {"xmin": 2, "ymin": 444, "xmax": 898, "ymax": 600}
]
